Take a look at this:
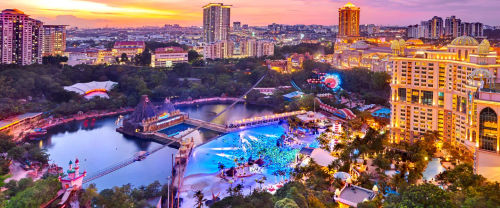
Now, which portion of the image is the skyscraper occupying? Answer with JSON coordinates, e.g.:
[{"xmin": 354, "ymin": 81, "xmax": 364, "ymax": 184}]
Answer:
[
  {"xmin": 445, "ymin": 16, "xmax": 461, "ymax": 38},
  {"xmin": 0, "ymin": 9, "xmax": 43, "ymax": 65},
  {"xmin": 338, "ymin": 2, "xmax": 360, "ymax": 39},
  {"xmin": 429, "ymin": 16, "xmax": 444, "ymax": 39},
  {"xmin": 42, "ymin": 25, "xmax": 67, "ymax": 56},
  {"xmin": 203, "ymin": 3, "xmax": 231, "ymax": 43}
]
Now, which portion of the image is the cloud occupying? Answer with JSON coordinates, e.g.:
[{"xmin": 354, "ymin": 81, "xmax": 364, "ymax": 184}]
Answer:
[
  {"xmin": 37, "ymin": 15, "xmax": 110, "ymax": 28},
  {"xmin": 6, "ymin": 0, "xmax": 500, "ymax": 27}
]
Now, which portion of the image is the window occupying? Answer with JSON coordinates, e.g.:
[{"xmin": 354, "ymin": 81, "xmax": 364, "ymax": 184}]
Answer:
[
  {"xmin": 479, "ymin": 108, "xmax": 497, "ymax": 152},
  {"xmin": 398, "ymin": 88, "xmax": 406, "ymax": 101},
  {"xmin": 411, "ymin": 90, "xmax": 419, "ymax": 104},
  {"xmin": 421, "ymin": 91, "xmax": 433, "ymax": 106},
  {"xmin": 438, "ymin": 92, "xmax": 444, "ymax": 107}
]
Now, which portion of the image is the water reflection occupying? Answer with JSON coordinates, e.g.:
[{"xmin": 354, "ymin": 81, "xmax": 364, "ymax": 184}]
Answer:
[{"xmin": 39, "ymin": 104, "xmax": 271, "ymax": 190}]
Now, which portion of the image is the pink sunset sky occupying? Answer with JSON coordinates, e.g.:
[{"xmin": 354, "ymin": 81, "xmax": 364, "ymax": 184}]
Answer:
[{"xmin": 2, "ymin": 0, "xmax": 499, "ymax": 28}]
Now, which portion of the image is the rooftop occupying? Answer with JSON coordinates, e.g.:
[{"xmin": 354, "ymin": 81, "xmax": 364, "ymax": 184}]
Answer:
[
  {"xmin": 2, "ymin": 9, "xmax": 25, "ymax": 15},
  {"xmin": 0, "ymin": 113, "xmax": 42, "ymax": 131},
  {"xmin": 283, "ymin": 91, "xmax": 305, "ymax": 99},
  {"xmin": 155, "ymin": 47, "xmax": 185, "ymax": 53},
  {"xmin": 335, "ymin": 184, "xmax": 376, "ymax": 207},
  {"xmin": 113, "ymin": 41, "xmax": 146, "ymax": 48},
  {"xmin": 343, "ymin": 2, "xmax": 357, "ymax": 8}
]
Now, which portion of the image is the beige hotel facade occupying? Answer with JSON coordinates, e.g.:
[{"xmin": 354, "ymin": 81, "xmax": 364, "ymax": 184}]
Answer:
[{"xmin": 389, "ymin": 36, "xmax": 500, "ymax": 155}]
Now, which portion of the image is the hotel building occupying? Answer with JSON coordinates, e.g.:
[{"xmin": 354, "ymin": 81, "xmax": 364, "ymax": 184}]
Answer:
[
  {"xmin": 0, "ymin": 9, "xmax": 43, "ymax": 65},
  {"xmin": 202, "ymin": 3, "xmax": 231, "ymax": 43},
  {"xmin": 337, "ymin": 2, "xmax": 360, "ymax": 39},
  {"xmin": 203, "ymin": 39, "xmax": 274, "ymax": 60},
  {"xmin": 151, "ymin": 47, "xmax": 188, "ymax": 67},
  {"xmin": 42, "ymin": 25, "xmax": 67, "ymax": 56},
  {"xmin": 112, "ymin": 41, "xmax": 145, "ymax": 58},
  {"xmin": 389, "ymin": 36, "xmax": 500, "ymax": 156}
]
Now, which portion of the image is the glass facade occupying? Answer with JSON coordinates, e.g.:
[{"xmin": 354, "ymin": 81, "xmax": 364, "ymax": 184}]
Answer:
[
  {"xmin": 421, "ymin": 91, "xmax": 433, "ymax": 106},
  {"xmin": 479, "ymin": 108, "xmax": 497, "ymax": 151}
]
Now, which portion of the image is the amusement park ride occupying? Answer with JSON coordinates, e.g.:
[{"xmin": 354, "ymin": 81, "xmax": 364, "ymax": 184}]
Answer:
[{"xmin": 307, "ymin": 72, "xmax": 342, "ymax": 92}]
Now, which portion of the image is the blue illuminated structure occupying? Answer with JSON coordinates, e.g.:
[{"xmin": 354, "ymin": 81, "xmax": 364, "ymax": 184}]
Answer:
[
  {"xmin": 322, "ymin": 73, "xmax": 342, "ymax": 91},
  {"xmin": 307, "ymin": 72, "xmax": 342, "ymax": 92}
]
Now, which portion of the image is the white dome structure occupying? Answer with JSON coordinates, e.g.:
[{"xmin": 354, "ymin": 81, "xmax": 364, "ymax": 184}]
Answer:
[{"xmin": 64, "ymin": 81, "xmax": 117, "ymax": 99}]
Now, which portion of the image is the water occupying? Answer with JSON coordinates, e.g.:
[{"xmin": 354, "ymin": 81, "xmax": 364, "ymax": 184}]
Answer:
[
  {"xmin": 39, "ymin": 104, "xmax": 271, "ymax": 190},
  {"xmin": 422, "ymin": 158, "xmax": 446, "ymax": 181},
  {"xmin": 180, "ymin": 104, "xmax": 273, "ymax": 125},
  {"xmin": 184, "ymin": 125, "xmax": 294, "ymax": 177},
  {"xmin": 372, "ymin": 108, "xmax": 391, "ymax": 118}
]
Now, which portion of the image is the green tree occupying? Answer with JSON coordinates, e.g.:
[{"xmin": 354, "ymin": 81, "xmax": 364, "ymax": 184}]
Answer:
[
  {"xmin": 4, "ymin": 176, "xmax": 60, "ymax": 208},
  {"xmin": 384, "ymin": 183, "xmax": 453, "ymax": 208},
  {"xmin": 274, "ymin": 198, "xmax": 300, "ymax": 208},
  {"xmin": 194, "ymin": 190, "xmax": 206, "ymax": 208},
  {"xmin": 188, "ymin": 50, "xmax": 201, "ymax": 62},
  {"xmin": 79, "ymin": 183, "xmax": 99, "ymax": 207},
  {"xmin": 95, "ymin": 185, "xmax": 134, "ymax": 208}
]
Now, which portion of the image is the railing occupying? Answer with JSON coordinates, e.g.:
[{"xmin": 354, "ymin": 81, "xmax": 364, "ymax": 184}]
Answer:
[{"xmin": 226, "ymin": 110, "xmax": 306, "ymax": 130}]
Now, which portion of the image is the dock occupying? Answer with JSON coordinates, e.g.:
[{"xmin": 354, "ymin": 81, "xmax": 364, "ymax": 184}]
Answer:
[{"xmin": 116, "ymin": 127, "xmax": 181, "ymax": 147}]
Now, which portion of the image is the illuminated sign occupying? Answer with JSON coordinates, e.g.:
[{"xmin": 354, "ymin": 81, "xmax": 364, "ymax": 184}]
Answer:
[
  {"xmin": 158, "ymin": 112, "xmax": 170, "ymax": 120},
  {"xmin": 84, "ymin": 88, "xmax": 108, "ymax": 95}
]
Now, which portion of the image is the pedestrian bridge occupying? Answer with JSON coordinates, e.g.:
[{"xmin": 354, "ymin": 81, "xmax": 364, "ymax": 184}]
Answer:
[
  {"xmin": 182, "ymin": 110, "xmax": 307, "ymax": 134},
  {"xmin": 184, "ymin": 118, "xmax": 228, "ymax": 133}
]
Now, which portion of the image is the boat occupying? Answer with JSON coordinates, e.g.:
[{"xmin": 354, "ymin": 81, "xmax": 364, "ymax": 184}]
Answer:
[{"xmin": 27, "ymin": 128, "xmax": 47, "ymax": 138}]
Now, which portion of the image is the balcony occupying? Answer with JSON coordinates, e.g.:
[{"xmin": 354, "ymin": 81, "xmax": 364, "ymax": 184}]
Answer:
[{"xmin": 477, "ymin": 90, "xmax": 500, "ymax": 102}]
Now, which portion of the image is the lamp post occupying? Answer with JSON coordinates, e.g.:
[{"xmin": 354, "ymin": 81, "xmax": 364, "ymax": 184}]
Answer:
[{"xmin": 167, "ymin": 176, "xmax": 171, "ymax": 208}]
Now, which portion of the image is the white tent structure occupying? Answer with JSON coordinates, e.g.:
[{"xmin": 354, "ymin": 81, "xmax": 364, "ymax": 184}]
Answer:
[
  {"xmin": 310, "ymin": 148, "xmax": 336, "ymax": 167},
  {"xmin": 64, "ymin": 81, "xmax": 117, "ymax": 99}
]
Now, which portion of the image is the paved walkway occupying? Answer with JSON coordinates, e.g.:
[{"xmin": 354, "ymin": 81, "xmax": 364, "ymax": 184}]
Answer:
[{"xmin": 477, "ymin": 150, "xmax": 500, "ymax": 182}]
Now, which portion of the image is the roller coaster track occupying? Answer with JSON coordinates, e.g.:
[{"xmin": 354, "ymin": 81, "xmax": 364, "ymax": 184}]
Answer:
[
  {"xmin": 290, "ymin": 80, "xmax": 302, "ymax": 92},
  {"xmin": 82, "ymin": 71, "xmax": 268, "ymax": 184}
]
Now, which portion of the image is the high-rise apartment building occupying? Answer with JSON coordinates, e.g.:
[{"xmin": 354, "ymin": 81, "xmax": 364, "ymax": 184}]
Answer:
[
  {"xmin": 0, "ymin": 9, "xmax": 43, "ymax": 65},
  {"xmin": 409, "ymin": 16, "xmax": 483, "ymax": 39},
  {"xmin": 203, "ymin": 3, "xmax": 231, "ymax": 43},
  {"xmin": 337, "ymin": 2, "xmax": 360, "ymax": 38},
  {"xmin": 429, "ymin": 16, "xmax": 444, "ymax": 39},
  {"xmin": 445, "ymin": 16, "xmax": 461, "ymax": 38},
  {"xmin": 460, "ymin": 22, "xmax": 483, "ymax": 37},
  {"xmin": 42, "ymin": 25, "xmax": 67, "ymax": 56},
  {"xmin": 204, "ymin": 39, "xmax": 274, "ymax": 59},
  {"xmin": 233, "ymin": 22, "xmax": 241, "ymax": 31},
  {"xmin": 389, "ymin": 36, "xmax": 500, "ymax": 155}
]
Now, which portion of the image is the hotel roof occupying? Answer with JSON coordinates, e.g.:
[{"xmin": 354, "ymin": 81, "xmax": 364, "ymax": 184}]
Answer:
[
  {"xmin": 334, "ymin": 184, "xmax": 376, "ymax": 207},
  {"xmin": 113, "ymin": 41, "xmax": 146, "ymax": 48},
  {"xmin": 154, "ymin": 47, "xmax": 185, "ymax": 53}
]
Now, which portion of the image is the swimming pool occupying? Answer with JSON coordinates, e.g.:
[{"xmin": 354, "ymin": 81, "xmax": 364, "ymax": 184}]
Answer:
[
  {"xmin": 372, "ymin": 108, "xmax": 391, "ymax": 118},
  {"xmin": 184, "ymin": 125, "xmax": 300, "ymax": 178}
]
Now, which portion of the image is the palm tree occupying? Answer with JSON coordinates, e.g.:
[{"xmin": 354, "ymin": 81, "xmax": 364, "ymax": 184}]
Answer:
[
  {"xmin": 258, "ymin": 176, "xmax": 267, "ymax": 190},
  {"xmin": 226, "ymin": 186, "xmax": 233, "ymax": 196},
  {"xmin": 194, "ymin": 190, "xmax": 206, "ymax": 208},
  {"xmin": 233, "ymin": 184, "xmax": 244, "ymax": 196},
  {"xmin": 217, "ymin": 163, "xmax": 225, "ymax": 177},
  {"xmin": 278, "ymin": 170, "xmax": 286, "ymax": 182}
]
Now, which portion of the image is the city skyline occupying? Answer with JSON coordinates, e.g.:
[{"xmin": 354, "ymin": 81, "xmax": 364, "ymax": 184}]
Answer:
[{"xmin": 3, "ymin": 0, "xmax": 500, "ymax": 28}]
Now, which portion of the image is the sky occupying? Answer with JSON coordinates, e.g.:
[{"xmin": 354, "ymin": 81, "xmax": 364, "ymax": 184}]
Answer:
[{"xmin": 3, "ymin": 0, "xmax": 500, "ymax": 28}]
